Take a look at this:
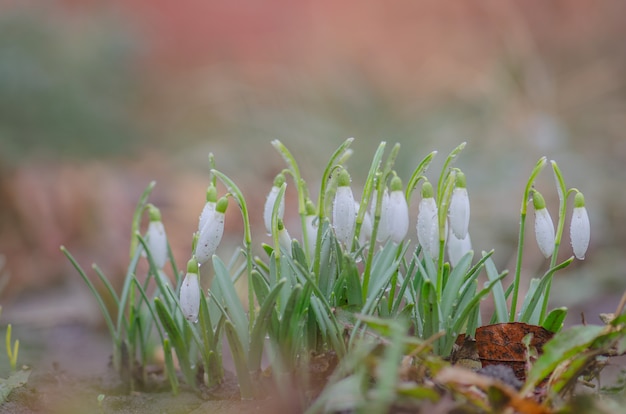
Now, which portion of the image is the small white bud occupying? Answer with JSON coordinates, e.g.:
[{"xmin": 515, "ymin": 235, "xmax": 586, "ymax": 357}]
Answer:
[
  {"xmin": 388, "ymin": 176, "xmax": 409, "ymax": 244},
  {"xmin": 180, "ymin": 259, "xmax": 200, "ymax": 322},
  {"xmin": 332, "ymin": 169, "xmax": 356, "ymax": 249},
  {"xmin": 358, "ymin": 200, "xmax": 373, "ymax": 246},
  {"xmin": 277, "ymin": 220, "xmax": 292, "ymax": 257},
  {"xmin": 372, "ymin": 188, "xmax": 391, "ymax": 242},
  {"xmin": 195, "ymin": 197, "xmax": 227, "ymax": 265},
  {"xmin": 448, "ymin": 172, "xmax": 470, "ymax": 239},
  {"xmin": 533, "ymin": 191, "xmax": 555, "ymax": 259},
  {"xmin": 198, "ymin": 185, "xmax": 217, "ymax": 232},
  {"xmin": 145, "ymin": 205, "xmax": 168, "ymax": 269},
  {"xmin": 305, "ymin": 200, "xmax": 318, "ymax": 259},
  {"xmin": 263, "ymin": 174, "xmax": 286, "ymax": 235},
  {"xmin": 417, "ymin": 182, "xmax": 439, "ymax": 259},
  {"xmin": 570, "ymin": 192, "xmax": 590, "ymax": 260}
]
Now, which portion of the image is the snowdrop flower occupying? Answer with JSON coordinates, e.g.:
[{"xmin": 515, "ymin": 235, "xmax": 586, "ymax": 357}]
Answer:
[
  {"xmin": 264, "ymin": 173, "xmax": 286, "ymax": 235},
  {"xmin": 387, "ymin": 175, "xmax": 409, "ymax": 244},
  {"xmin": 145, "ymin": 205, "xmax": 168, "ymax": 269},
  {"xmin": 195, "ymin": 196, "xmax": 228, "ymax": 265},
  {"xmin": 277, "ymin": 219, "xmax": 293, "ymax": 257},
  {"xmin": 371, "ymin": 188, "xmax": 391, "ymax": 242},
  {"xmin": 198, "ymin": 185, "xmax": 217, "ymax": 232},
  {"xmin": 332, "ymin": 168, "xmax": 356, "ymax": 249},
  {"xmin": 570, "ymin": 192, "xmax": 590, "ymax": 260},
  {"xmin": 417, "ymin": 181, "xmax": 440, "ymax": 259},
  {"xmin": 448, "ymin": 228, "xmax": 472, "ymax": 267},
  {"xmin": 532, "ymin": 191, "xmax": 555, "ymax": 259},
  {"xmin": 180, "ymin": 258, "xmax": 201, "ymax": 322},
  {"xmin": 448, "ymin": 171, "xmax": 470, "ymax": 239}
]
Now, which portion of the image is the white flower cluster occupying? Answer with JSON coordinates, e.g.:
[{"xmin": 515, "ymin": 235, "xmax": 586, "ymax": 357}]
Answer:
[{"xmin": 532, "ymin": 189, "xmax": 590, "ymax": 260}]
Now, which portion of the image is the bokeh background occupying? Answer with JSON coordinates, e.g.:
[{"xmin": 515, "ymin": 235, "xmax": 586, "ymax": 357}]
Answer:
[{"xmin": 1, "ymin": 1, "xmax": 626, "ymax": 340}]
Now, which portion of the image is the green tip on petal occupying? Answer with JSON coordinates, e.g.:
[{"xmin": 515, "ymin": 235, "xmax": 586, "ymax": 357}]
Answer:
[
  {"xmin": 216, "ymin": 196, "xmax": 228, "ymax": 213},
  {"xmin": 337, "ymin": 168, "xmax": 351, "ymax": 187},
  {"xmin": 273, "ymin": 173, "xmax": 286, "ymax": 187},
  {"xmin": 148, "ymin": 204, "xmax": 162, "ymax": 222},
  {"xmin": 206, "ymin": 185, "xmax": 217, "ymax": 203},
  {"xmin": 186, "ymin": 257, "xmax": 199, "ymax": 274},
  {"xmin": 277, "ymin": 219, "xmax": 285, "ymax": 231},
  {"xmin": 532, "ymin": 190, "xmax": 547, "ymax": 210},
  {"xmin": 421, "ymin": 181, "xmax": 434, "ymax": 199},
  {"xmin": 455, "ymin": 171, "xmax": 467, "ymax": 188},
  {"xmin": 574, "ymin": 191, "xmax": 586, "ymax": 208},
  {"xmin": 390, "ymin": 175, "xmax": 403, "ymax": 192},
  {"xmin": 305, "ymin": 199, "xmax": 316, "ymax": 215}
]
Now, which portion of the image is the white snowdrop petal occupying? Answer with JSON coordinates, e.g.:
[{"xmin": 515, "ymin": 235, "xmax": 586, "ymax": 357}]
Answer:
[
  {"xmin": 263, "ymin": 186, "xmax": 285, "ymax": 235},
  {"xmin": 388, "ymin": 190, "xmax": 409, "ymax": 244},
  {"xmin": 570, "ymin": 206, "xmax": 590, "ymax": 260},
  {"xmin": 376, "ymin": 190, "xmax": 391, "ymax": 243},
  {"xmin": 333, "ymin": 186, "xmax": 356, "ymax": 248},
  {"xmin": 534, "ymin": 208, "xmax": 555, "ymax": 258},
  {"xmin": 448, "ymin": 230, "xmax": 472, "ymax": 267},
  {"xmin": 417, "ymin": 197, "xmax": 438, "ymax": 258},
  {"xmin": 278, "ymin": 226, "xmax": 292, "ymax": 257},
  {"xmin": 305, "ymin": 215, "xmax": 318, "ymax": 259},
  {"xmin": 147, "ymin": 221, "xmax": 168, "ymax": 269},
  {"xmin": 198, "ymin": 201, "xmax": 216, "ymax": 233},
  {"xmin": 180, "ymin": 273, "xmax": 200, "ymax": 322},
  {"xmin": 195, "ymin": 211, "xmax": 225, "ymax": 264},
  {"xmin": 359, "ymin": 205, "xmax": 373, "ymax": 246},
  {"xmin": 449, "ymin": 187, "xmax": 470, "ymax": 239}
]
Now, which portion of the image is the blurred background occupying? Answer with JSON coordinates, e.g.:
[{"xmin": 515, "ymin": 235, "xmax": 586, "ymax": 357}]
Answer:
[{"xmin": 1, "ymin": 0, "xmax": 626, "ymax": 335}]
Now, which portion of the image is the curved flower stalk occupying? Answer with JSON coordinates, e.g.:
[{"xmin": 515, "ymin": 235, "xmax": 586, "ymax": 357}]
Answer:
[
  {"xmin": 570, "ymin": 191, "xmax": 590, "ymax": 260},
  {"xmin": 532, "ymin": 190, "xmax": 555, "ymax": 259},
  {"xmin": 417, "ymin": 181, "xmax": 439, "ymax": 259},
  {"xmin": 195, "ymin": 197, "xmax": 228, "ymax": 265},
  {"xmin": 198, "ymin": 185, "xmax": 217, "ymax": 232},
  {"xmin": 448, "ymin": 171, "xmax": 470, "ymax": 239},
  {"xmin": 145, "ymin": 204, "xmax": 168, "ymax": 269},
  {"xmin": 180, "ymin": 258, "xmax": 201, "ymax": 322},
  {"xmin": 448, "ymin": 229, "xmax": 472, "ymax": 267},
  {"xmin": 387, "ymin": 175, "xmax": 409, "ymax": 244},
  {"xmin": 332, "ymin": 168, "xmax": 356, "ymax": 249},
  {"xmin": 263, "ymin": 173, "xmax": 286, "ymax": 235}
]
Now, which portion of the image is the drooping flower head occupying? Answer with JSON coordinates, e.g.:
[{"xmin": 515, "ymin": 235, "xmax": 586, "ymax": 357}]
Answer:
[
  {"xmin": 357, "ymin": 200, "xmax": 373, "ymax": 247},
  {"xmin": 198, "ymin": 184, "xmax": 217, "ymax": 232},
  {"xmin": 145, "ymin": 204, "xmax": 168, "ymax": 269},
  {"xmin": 180, "ymin": 258, "xmax": 201, "ymax": 322},
  {"xmin": 448, "ymin": 171, "xmax": 470, "ymax": 239},
  {"xmin": 195, "ymin": 196, "xmax": 228, "ymax": 265},
  {"xmin": 532, "ymin": 190, "xmax": 555, "ymax": 259},
  {"xmin": 417, "ymin": 181, "xmax": 440, "ymax": 259},
  {"xmin": 332, "ymin": 168, "xmax": 356, "ymax": 249},
  {"xmin": 387, "ymin": 175, "xmax": 409, "ymax": 244},
  {"xmin": 263, "ymin": 173, "xmax": 286, "ymax": 235},
  {"xmin": 277, "ymin": 219, "xmax": 293, "ymax": 257},
  {"xmin": 570, "ymin": 191, "xmax": 590, "ymax": 260}
]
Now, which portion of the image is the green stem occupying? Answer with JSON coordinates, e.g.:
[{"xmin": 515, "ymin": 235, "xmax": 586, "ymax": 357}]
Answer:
[{"xmin": 510, "ymin": 157, "xmax": 547, "ymax": 322}]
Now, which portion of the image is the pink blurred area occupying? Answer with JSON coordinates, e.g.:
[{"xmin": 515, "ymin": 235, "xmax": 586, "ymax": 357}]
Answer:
[{"xmin": 1, "ymin": 0, "xmax": 625, "ymax": 318}]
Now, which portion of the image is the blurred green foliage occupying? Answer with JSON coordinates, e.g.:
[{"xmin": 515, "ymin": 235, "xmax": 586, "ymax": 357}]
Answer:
[{"xmin": 0, "ymin": 9, "xmax": 141, "ymax": 164}]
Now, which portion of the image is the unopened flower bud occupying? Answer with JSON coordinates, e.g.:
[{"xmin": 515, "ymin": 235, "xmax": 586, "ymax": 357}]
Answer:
[
  {"xmin": 146, "ymin": 205, "xmax": 168, "ymax": 269},
  {"xmin": 448, "ymin": 172, "xmax": 470, "ymax": 239},
  {"xmin": 195, "ymin": 196, "xmax": 227, "ymax": 264},
  {"xmin": 304, "ymin": 200, "xmax": 317, "ymax": 259},
  {"xmin": 371, "ymin": 188, "xmax": 391, "ymax": 242},
  {"xmin": 388, "ymin": 175, "xmax": 409, "ymax": 244},
  {"xmin": 533, "ymin": 191, "xmax": 555, "ymax": 259},
  {"xmin": 417, "ymin": 181, "xmax": 439, "ymax": 259},
  {"xmin": 198, "ymin": 185, "xmax": 217, "ymax": 232},
  {"xmin": 277, "ymin": 219, "xmax": 292, "ymax": 257},
  {"xmin": 263, "ymin": 173, "xmax": 286, "ymax": 235},
  {"xmin": 570, "ymin": 192, "xmax": 590, "ymax": 260},
  {"xmin": 332, "ymin": 168, "xmax": 356, "ymax": 248},
  {"xmin": 358, "ymin": 200, "xmax": 373, "ymax": 246},
  {"xmin": 180, "ymin": 258, "xmax": 200, "ymax": 322}
]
